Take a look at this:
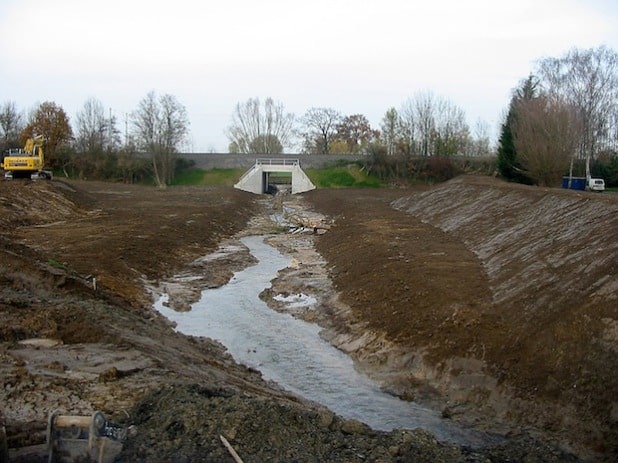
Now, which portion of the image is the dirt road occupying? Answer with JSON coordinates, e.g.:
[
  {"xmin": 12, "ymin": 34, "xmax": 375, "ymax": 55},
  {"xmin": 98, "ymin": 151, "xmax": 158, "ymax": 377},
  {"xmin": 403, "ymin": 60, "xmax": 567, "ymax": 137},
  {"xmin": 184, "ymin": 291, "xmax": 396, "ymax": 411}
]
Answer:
[{"xmin": 0, "ymin": 177, "xmax": 615, "ymax": 462}]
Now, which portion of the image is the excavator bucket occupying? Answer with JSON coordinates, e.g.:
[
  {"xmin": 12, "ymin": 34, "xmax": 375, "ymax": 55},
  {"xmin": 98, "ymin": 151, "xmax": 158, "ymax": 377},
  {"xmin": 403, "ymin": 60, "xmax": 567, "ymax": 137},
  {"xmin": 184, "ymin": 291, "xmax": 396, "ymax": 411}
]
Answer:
[{"xmin": 46, "ymin": 411, "xmax": 126, "ymax": 463}]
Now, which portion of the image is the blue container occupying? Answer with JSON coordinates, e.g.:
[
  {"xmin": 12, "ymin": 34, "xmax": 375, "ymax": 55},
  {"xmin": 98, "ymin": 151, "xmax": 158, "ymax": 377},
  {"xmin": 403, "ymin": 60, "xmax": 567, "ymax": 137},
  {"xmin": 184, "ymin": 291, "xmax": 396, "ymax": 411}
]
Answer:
[{"xmin": 562, "ymin": 176, "xmax": 586, "ymax": 191}]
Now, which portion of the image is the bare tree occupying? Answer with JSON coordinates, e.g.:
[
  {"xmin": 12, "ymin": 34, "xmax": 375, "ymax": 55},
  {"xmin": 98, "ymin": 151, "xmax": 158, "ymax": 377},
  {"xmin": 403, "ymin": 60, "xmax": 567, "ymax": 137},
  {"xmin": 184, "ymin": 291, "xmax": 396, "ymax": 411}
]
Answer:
[
  {"xmin": 72, "ymin": 98, "xmax": 123, "ymax": 179},
  {"xmin": 380, "ymin": 108, "xmax": 400, "ymax": 156},
  {"xmin": 400, "ymin": 92, "xmax": 469, "ymax": 156},
  {"xmin": 470, "ymin": 119, "xmax": 492, "ymax": 157},
  {"xmin": 397, "ymin": 102, "xmax": 417, "ymax": 156},
  {"xmin": 512, "ymin": 96, "xmax": 582, "ymax": 186},
  {"xmin": 0, "ymin": 101, "xmax": 24, "ymax": 151},
  {"xmin": 226, "ymin": 97, "xmax": 294, "ymax": 154},
  {"xmin": 300, "ymin": 107, "xmax": 343, "ymax": 154},
  {"xmin": 132, "ymin": 91, "xmax": 189, "ymax": 187},
  {"xmin": 75, "ymin": 98, "xmax": 120, "ymax": 154},
  {"xmin": 432, "ymin": 98, "xmax": 470, "ymax": 156},
  {"xmin": 413, "ymin": 91, "xmax": 436, "ymax": 156},
  {"xmin": 537, "ymin": 46, "xmax": 618, "ymax": 178}
]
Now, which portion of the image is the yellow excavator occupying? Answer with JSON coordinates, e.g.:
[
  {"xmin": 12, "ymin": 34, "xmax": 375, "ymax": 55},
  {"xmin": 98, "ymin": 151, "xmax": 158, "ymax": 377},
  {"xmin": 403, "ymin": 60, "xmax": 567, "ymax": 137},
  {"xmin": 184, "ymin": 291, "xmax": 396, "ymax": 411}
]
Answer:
[{"xmin": 1, "ymin": 135, "xmax": 52, "ymax": 180}]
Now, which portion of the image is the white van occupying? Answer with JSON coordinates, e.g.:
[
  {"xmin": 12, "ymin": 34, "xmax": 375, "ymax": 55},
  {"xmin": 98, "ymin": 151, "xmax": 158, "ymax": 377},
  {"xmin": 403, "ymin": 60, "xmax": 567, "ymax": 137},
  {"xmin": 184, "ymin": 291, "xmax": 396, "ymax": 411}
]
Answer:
[{"xmin": 588, "ymin": 178, "xmax": 605, "ymax": 192}]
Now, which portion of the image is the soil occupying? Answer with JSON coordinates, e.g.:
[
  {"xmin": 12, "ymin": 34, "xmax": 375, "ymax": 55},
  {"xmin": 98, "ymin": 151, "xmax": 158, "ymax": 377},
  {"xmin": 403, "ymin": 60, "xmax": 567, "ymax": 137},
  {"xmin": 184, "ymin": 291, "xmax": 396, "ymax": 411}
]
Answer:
[{"xmin": 0, "ymin": 176, "xmax": 616, "ymax": 462}]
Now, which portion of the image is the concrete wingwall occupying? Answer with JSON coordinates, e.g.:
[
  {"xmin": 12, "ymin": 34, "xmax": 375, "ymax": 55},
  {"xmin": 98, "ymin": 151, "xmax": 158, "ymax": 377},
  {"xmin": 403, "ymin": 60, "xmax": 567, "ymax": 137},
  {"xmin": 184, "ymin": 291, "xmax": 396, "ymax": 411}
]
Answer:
[
  {"xmin": 178, "ymin": 153, "xmax": 365, "ymax": 170},
  {"xmin": 233, "ymin": 160, "xmax": 316, "ymax": 194}
]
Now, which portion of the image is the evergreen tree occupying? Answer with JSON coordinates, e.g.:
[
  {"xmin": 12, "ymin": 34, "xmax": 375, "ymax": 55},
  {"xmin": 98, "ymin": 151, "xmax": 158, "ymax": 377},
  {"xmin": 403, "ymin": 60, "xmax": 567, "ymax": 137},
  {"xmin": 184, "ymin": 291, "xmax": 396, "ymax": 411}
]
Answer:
[
  {"xmin": 496, "ymin": 113, "xmax": 518, "ymax": 179},
  {"xmin": 496, "ymin": 76, "xmax": 538, "ymax": 184}
]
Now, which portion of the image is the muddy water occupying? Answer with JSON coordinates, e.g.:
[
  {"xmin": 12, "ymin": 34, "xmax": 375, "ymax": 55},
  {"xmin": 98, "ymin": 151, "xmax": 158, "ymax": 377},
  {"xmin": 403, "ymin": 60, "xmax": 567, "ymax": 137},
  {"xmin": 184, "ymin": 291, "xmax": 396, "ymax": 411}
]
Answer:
[{"xmin": 155, "ymin": 235, "xmax": 489, "ymax": 445}]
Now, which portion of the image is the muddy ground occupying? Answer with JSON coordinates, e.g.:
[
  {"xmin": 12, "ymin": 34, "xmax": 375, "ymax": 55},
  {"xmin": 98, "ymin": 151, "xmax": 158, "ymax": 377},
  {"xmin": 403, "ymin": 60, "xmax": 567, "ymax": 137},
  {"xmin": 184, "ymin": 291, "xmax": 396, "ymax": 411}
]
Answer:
[{"xmin": 0, "ymin": 176, "xmax": 616, "ymax": 462}]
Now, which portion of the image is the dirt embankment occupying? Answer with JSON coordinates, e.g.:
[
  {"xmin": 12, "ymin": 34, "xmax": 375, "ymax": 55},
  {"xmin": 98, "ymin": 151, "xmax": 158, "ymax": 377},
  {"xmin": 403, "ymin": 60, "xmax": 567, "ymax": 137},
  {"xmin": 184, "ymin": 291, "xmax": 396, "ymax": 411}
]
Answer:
[
  {"xmin": 302, "ymin": 177, "xmax": 617, "ymax": 460},
  {"xmin": 0, "ymin": 177, "xmax": 613, "ymax": 462},
  {"xmin": 0, "ymin": 180, "xmax": 286, "ymax": 460}
]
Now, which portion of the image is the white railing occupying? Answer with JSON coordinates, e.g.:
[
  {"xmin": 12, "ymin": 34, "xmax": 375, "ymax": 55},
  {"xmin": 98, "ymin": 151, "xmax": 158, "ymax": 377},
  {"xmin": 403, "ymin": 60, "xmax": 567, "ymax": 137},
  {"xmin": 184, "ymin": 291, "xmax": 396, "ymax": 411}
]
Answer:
[{"xmin": 255, "ymin": 158, "xmax": 299, "ymax": 167}]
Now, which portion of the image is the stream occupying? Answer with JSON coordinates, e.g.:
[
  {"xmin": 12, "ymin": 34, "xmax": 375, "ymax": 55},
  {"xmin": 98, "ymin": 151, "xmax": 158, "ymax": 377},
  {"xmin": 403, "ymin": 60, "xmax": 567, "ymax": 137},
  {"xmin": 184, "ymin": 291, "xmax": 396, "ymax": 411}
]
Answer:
[{"xmin": 155, "ymin": 235, "xmax": 491, "ymax": 446}]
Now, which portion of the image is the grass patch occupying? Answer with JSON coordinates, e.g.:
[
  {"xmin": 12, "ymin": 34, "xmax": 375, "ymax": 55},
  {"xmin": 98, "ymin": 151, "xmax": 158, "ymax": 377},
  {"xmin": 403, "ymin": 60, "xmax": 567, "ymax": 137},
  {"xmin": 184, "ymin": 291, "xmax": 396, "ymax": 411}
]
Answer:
[
  {"xmin": 306, "ymin": 164, "xmax": 381, "ymax": 188},
  {"xmin": 172, "ymin": 164, "xmax": 383, "ymax": 189},
  {"xmin": 172, "ymin": 168, "xmax": 244, "ymax": 186}
]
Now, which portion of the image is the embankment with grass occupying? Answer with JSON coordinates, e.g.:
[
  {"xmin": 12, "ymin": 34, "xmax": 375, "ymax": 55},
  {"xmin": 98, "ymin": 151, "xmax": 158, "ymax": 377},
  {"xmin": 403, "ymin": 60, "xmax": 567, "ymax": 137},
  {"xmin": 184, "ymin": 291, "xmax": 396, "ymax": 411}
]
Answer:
[{"xmin": 173, "ymin": 162, "xmax": 383, "ymax": 188}]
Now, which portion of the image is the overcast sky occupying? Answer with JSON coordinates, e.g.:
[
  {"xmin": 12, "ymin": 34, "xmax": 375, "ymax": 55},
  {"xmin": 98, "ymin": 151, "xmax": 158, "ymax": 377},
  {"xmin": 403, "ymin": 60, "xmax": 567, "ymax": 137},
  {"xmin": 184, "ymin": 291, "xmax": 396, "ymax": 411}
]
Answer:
[{"xmin": 1, "ymin": 0, "xmax": 618, "ymax": 152}]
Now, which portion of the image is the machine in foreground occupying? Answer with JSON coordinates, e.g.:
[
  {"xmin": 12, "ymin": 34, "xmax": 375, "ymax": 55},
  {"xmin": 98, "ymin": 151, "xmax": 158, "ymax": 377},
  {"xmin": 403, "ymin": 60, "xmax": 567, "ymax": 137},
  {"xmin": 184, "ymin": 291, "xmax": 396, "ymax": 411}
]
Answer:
[{"xmin": 1, "ymin": 136, "xmax": 52, "ymax": 180}]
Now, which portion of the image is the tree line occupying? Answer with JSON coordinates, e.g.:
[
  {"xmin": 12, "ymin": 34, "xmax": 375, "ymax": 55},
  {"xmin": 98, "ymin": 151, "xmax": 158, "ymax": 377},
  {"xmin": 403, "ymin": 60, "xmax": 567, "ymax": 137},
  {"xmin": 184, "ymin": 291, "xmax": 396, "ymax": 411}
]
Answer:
[
  {"xmin": 226, "ymin": 94, "xmax": 491, "ymax": 158},
  {"xmin": 0, "ymin": 90, "xmax": 487, "ymax": 186},
  {"xmin": 2, "ymin": 46, "xmax": 617, "ymax": 187},
  {"xmin": 0, "ymin": 91, "xmax": 188, "ymax": 187},
  {"xmin": 497, "ymin": 46, "xmax": 618, "ymax": 187}
]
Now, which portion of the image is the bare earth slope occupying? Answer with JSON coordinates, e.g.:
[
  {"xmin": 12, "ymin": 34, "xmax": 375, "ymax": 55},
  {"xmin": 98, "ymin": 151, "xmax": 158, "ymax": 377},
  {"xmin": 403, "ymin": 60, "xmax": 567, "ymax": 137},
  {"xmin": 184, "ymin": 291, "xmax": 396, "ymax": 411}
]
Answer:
[
  {"xmin": 305, "ymin": 176, "xmax": 617, "ymax": 460},
  {"xmin": 0, "ymin": 176, "xmax": 615, "ymax": 462},
  {"xmin": 393, "ymin": 177, "xmax": 618, "ymax": 456}
]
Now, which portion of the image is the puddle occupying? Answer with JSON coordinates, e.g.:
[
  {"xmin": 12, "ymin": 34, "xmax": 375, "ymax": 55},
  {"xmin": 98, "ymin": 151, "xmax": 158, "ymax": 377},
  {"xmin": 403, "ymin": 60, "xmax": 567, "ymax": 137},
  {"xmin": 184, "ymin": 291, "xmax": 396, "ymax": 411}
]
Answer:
[{"xmin": 155, "ymin": 235, "xmax": 493, "ymax": 445}]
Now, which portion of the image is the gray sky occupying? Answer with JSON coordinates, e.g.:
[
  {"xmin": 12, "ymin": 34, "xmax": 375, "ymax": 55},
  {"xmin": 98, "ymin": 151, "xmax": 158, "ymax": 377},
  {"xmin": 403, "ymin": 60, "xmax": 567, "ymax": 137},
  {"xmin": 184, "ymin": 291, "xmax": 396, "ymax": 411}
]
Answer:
[{"xmin": 1, "ymin": 0, "xmax": 618, "ymax": 152}]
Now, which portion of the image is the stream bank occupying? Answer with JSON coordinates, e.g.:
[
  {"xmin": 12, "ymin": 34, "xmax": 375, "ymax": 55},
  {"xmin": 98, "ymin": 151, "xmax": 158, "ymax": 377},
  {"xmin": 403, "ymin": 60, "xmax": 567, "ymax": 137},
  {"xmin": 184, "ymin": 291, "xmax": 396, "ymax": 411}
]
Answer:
[
  {"xmin": 154, "ymin": 192, "xmax": 582, "ymax": 462},
  {"xmin": 156, "ymin": 235, "xmax": 494, "ymax": 446}
]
